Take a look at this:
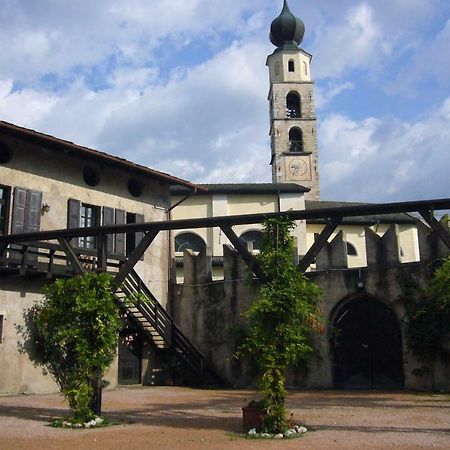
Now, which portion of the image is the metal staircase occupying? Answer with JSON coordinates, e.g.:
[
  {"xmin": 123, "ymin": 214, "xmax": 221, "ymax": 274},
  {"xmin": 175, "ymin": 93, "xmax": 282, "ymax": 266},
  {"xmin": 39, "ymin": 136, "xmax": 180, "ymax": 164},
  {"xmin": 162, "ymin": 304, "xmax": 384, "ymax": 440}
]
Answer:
[{"xmin": 114, "ymin": 269, "xmax": 220, "ymax": 386}]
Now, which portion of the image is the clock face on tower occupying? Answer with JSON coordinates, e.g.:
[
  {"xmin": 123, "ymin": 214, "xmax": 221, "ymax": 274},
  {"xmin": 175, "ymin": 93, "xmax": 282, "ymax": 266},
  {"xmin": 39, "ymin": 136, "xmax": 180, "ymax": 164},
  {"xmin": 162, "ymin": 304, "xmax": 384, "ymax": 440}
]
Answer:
[{"xmin": 289, "ymin": 158, "xmax": 308, "ymax": 177}]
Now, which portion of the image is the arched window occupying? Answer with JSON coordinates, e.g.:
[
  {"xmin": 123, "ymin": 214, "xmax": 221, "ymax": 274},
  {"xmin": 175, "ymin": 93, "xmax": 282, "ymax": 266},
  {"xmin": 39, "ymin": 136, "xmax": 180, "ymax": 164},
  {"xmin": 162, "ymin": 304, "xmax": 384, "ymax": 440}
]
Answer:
[
  {"xmin": 288, "ymin": 59, "xmax": 295, "ymax": 72},
  {"xmin": 286, "ymin": 92, "xmax": 301, "ymax": 118},
  {"xmin": 303, "ymin": 61, "xmax": 308, "ymax": 75},
  {"xmin": 289, "ymin": 127, "xmax": 303, "ymax": 152},
  {"xmin": 346, "ymin": 242, "xmax": 358, "ymax": 256},
  {"xmin": 240, "ymin": 230, "xmax": 263, "ymax": 252},
  {"xmin": 175, "ymin": 232, "xmax": 206, "ymax": 253}
]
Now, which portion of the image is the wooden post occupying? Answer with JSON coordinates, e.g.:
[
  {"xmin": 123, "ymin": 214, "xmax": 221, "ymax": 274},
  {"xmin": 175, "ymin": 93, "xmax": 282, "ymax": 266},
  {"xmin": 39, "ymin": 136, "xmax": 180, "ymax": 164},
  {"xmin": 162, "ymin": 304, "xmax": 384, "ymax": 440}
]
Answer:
[
  {"xmin": 97, "ymin": 233, "xmax": 108, "ymax": 272},
  {"xmin": 298, "ymin": 217, "xmax": 342, "ymax": 272}
]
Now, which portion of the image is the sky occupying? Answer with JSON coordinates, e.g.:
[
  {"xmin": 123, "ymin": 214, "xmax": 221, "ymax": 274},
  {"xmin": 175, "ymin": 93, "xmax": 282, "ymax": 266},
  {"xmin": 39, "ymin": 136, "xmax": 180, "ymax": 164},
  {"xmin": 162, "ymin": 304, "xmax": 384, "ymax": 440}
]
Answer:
[{"xmin": 0, "ymin": 0, "xmax": 449, "ymax": 203}]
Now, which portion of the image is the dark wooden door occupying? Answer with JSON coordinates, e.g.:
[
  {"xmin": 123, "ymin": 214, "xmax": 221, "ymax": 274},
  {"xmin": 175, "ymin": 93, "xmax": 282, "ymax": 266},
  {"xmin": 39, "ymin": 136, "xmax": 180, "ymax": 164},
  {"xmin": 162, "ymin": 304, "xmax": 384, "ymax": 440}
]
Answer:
[
  {"xmin": 118, "ymin": 341, "xmax": 141, "ymax": 385},
  {"xmin": 333, "ymin": 297, "xmax": 404, "ymax": 389}
]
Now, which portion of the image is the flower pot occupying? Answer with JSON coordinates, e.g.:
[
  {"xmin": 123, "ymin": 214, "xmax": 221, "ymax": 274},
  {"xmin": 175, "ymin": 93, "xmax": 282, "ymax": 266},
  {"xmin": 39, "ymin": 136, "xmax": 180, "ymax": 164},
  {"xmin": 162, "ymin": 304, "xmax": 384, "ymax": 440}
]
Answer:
[{"xmin": 242, "ymin": 405, "xmax": 265, "ymax": 432}]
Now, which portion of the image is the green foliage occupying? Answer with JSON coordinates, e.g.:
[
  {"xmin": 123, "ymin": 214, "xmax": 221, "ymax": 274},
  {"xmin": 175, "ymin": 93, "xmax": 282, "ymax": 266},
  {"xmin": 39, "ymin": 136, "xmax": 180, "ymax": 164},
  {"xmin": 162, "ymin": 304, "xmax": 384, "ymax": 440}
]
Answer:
[
  {"xmin": 401, "ymin": 257, "xmax": 450, "ymax": 364},
  {"xmin": 20, "ymin": 272, "xmax": 121, "ymax": 422},
  {"xmin": 237, "ymin": 217, "xmax": 322, "ymax": 433}
]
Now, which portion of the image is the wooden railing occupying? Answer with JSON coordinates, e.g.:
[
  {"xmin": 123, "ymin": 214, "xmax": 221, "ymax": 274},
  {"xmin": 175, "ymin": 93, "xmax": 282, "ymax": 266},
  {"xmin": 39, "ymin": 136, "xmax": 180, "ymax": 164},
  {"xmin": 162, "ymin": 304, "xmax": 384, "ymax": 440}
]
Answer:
[
  {"xmin": 116, "ymin": 269, "xmax": 209, "ymax": 380},
  {"xmin": 0, "ymin": 241, "xmax": 126, "ymax": 276}
]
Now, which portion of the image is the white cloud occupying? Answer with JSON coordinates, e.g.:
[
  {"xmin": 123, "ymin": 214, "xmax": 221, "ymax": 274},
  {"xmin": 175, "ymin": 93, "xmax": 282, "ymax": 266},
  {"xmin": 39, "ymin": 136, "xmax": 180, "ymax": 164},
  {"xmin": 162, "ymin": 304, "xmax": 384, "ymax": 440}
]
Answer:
[
  {"xmin": 312, "ymin": 3, "xmax": 387, "ymax": 79},
  {"xmin": 315, "ymin": 81, "xmax": 354, "ymax": 109},
  {"xmin": 0, "ymin": 79, "xmax": 58, "ymax": 125},
  {"xmin": 0, "ymin": 0, "xmax": 449, "ymax": 204},
  {"xmin": 390, "ymin": 19, "xmax": 450, "ymax": 94},
  {"xmin": 319, "ymin": 98, "xmax": 450, "ymax": 202}
]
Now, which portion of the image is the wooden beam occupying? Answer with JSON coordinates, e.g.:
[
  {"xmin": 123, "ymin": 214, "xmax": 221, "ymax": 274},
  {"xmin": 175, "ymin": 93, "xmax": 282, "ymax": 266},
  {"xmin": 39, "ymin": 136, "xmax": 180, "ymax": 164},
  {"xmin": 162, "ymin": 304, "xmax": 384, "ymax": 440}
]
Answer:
[
  {"xmin": 58, "ymin": 238, "xmax": 85, "ymax": 275},
  {"xmin": 220, "ymin": 225, "xmax": 266, "ymax": 281},
  {"xmin": 298, "ymin": 217, "xmax": 343, "ymax": 273},
  {"xmin": 113, "ymin": 230, "xmax": 159, "ymax": 290},
  {"xmin": 2, "ymin": 198, "xmax": 450, "ymax": 245},
  {"xmin": 418, "ymin": 210, "xmax": 450, "ymax": 250},
  {"xmin": 96, "ymin": 233, "xmax": 108, "ymax": 272}
]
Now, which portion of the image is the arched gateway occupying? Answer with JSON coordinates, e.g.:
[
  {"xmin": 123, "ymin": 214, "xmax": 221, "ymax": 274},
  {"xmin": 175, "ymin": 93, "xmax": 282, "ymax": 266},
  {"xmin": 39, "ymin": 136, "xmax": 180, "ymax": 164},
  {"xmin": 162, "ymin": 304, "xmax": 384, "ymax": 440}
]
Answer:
[{"xmin": 332, "ymin": 296, "xmax": 404, "ymax": 389}]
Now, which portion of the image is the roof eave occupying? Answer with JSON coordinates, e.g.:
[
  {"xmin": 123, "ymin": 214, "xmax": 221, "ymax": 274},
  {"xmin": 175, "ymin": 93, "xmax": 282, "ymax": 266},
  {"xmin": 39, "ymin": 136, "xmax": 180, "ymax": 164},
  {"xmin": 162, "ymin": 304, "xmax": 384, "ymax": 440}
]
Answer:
[{"xmin": 0, "ymin": 121, "xmax": 206, "ymax": 192}]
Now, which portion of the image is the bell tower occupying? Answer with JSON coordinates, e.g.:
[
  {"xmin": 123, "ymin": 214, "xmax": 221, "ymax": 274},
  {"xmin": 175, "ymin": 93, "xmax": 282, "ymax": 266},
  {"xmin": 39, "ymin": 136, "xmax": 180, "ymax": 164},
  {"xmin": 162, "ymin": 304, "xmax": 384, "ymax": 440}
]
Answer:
[{"xmin": 267, "ymin": 0, "xmax": 320, "ymax": 200}]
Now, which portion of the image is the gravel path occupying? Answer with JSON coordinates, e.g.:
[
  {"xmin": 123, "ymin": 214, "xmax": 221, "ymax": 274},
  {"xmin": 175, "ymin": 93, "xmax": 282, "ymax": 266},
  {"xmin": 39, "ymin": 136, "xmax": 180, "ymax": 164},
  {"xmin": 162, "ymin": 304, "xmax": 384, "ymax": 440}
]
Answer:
[{"xmin": 0, "ymin": 387, "xmax": 449, "ymax": 449}]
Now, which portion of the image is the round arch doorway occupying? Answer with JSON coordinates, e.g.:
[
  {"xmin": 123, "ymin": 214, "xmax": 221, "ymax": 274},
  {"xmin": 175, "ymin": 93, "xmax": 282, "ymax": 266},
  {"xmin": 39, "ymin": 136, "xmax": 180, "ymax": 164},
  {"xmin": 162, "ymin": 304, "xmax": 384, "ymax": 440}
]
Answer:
[{"xmin": 332, "ymin": 296, "xmax": 404, "ymax": 389}]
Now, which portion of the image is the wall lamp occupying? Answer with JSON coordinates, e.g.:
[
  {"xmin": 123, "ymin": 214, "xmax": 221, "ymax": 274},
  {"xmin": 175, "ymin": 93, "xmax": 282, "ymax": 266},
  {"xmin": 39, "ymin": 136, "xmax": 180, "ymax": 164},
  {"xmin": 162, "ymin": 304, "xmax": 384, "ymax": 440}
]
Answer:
[{"xmin": 40, "ymin": 203, "xmax": 51, "ymax": 216}]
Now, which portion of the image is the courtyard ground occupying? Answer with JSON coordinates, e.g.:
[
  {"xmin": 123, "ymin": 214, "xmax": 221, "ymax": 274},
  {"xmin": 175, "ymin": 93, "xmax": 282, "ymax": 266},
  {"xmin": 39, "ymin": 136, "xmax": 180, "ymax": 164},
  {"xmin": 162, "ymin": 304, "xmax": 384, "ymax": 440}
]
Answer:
[{"xmin": 0, "ymin": 387, "xmax": 449, "ymax": 449}]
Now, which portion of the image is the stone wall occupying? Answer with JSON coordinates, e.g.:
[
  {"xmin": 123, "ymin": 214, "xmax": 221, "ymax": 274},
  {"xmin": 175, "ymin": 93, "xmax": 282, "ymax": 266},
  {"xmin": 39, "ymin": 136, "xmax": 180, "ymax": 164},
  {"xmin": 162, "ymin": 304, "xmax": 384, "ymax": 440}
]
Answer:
[{"xmin": 172, "ymin": 223, "xmax": 450, "ymax": 391}]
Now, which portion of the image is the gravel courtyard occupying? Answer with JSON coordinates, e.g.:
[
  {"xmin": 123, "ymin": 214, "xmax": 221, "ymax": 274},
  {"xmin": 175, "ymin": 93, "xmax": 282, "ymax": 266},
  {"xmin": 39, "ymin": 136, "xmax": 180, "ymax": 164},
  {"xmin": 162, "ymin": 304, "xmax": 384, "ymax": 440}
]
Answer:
[{"xmin": 0, "ymin": 387, "xmax": 449, "ymax": 449}]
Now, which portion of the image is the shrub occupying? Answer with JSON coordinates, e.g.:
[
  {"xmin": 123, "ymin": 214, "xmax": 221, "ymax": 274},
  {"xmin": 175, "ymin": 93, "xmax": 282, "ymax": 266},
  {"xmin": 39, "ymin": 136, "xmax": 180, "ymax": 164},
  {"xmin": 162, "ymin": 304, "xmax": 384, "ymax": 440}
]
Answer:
[{"xmin": 20, "ymin": 272, "xmax": 121, "ymax": 422}]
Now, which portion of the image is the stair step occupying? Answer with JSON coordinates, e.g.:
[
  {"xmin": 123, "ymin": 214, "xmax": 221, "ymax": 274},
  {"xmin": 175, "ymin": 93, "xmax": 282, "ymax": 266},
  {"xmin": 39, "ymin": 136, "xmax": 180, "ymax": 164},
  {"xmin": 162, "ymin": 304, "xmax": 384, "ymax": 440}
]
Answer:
[{"xmin": 114, "ymin": 271, "xmax": 221, "ymax": 384}]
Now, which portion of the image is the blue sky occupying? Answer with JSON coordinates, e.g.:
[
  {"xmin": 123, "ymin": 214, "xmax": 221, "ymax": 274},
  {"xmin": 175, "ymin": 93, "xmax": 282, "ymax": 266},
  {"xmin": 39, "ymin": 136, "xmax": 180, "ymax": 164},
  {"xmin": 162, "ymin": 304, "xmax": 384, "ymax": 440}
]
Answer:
[{"xmin": 1, "ymin": 0, "xmax": 449, "ymax": 202}]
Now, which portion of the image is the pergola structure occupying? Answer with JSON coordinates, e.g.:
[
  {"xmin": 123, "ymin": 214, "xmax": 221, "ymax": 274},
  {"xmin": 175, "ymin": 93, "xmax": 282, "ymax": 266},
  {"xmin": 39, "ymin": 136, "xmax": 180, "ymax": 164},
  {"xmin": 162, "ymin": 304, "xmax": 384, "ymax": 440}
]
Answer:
[{"xmin": 1, "ymin": 198, "xmax": 450, "ymax": 384}]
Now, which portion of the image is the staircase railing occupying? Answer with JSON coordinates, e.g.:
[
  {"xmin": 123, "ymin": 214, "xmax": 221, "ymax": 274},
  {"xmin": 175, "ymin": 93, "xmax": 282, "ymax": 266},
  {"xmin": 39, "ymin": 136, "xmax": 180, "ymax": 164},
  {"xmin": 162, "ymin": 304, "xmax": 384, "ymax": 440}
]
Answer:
[{"xmin": 115, "ymin": 269, "xmax": 209, "ymax": 380}]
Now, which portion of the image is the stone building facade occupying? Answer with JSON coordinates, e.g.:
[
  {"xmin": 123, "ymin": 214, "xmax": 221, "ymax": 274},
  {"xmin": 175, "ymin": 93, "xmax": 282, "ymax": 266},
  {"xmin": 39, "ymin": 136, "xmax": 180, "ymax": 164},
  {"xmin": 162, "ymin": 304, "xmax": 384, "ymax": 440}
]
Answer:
[
  {"xmin": 0, "ymin": 121, "xmax": 198, "ymax": 395},
  {"xmin": 173, "ymin": 223, "xmax": 450, "ymax": 391}
]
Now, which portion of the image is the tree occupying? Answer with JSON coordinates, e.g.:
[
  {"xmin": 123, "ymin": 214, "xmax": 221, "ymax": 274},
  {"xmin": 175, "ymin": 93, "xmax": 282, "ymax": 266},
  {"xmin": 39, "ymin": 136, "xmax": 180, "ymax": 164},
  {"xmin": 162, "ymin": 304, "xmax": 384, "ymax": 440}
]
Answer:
[
  {"xmin": 20, "ymin": 272, "xmax": 121, "ymax": 422},
  {"xmin": 402, "ymin": 257, "xmax": 450, "ymax": 365},
  {"xmin": 238, "ymin": 217, "xmax": 322, "ymax": 433}
]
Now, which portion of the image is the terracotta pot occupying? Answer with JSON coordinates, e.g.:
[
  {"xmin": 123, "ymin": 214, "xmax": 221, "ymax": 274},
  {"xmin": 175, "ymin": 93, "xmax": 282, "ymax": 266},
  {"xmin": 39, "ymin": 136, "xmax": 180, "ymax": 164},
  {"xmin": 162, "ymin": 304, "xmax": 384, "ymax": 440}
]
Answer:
[{"xmin": 242, "ymin": 405, "xmax": 265, "ymax": 432}]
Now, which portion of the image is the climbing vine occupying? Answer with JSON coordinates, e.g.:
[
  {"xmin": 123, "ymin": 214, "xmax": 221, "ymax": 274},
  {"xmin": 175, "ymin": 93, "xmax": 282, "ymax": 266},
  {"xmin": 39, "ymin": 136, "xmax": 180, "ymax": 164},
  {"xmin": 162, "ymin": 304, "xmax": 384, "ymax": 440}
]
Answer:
[
  {"xmin": 237, "ymin": 217, "xmax": 322, "ymax": 433},
  {"xmin": 401, "ymin": 257, "xmax": 450, "ymax": 365},
  {"xmin": 19, "ymin": 272, "xmax": 121, "ymax": 423}
]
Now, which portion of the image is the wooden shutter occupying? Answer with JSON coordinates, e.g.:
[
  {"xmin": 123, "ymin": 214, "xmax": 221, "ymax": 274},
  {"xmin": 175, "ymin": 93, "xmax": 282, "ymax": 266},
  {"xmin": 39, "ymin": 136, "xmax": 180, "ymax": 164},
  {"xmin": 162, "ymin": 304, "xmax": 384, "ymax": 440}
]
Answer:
[
  {"xmin": 10, "ymin": 188, "xmax": 28, "ymax": 261},
  {"xmin": 25, "ymin": 190, "xmax": 43, "ymax": 263},
  {"xmin": 114, "ymin": 209, "xmax": 126, "ymax": 256},
  {"xmin": 67, "ymin": 199, "xmax": 81, "ymax": 247},
  {"xmin": 135, "ymin": 213, "xmax": 144, "ymax": 261},
  {"xmin": 11, "ymin": 188, "xmax": 42, "ymax": 263},
  {"xmin": 68, "ymin": 199, "xmax": 81, "ymax": 228},
  {"xmin": 24, "ymin": 190, "xmax": 42, "ymax": 233},
  {"xmin": 12, "ymin": 187, "xmax": 27, "ymax": 234},
  {"xmin": 103, "ymin": 207, "xmax": 114, "ymax": 254}
]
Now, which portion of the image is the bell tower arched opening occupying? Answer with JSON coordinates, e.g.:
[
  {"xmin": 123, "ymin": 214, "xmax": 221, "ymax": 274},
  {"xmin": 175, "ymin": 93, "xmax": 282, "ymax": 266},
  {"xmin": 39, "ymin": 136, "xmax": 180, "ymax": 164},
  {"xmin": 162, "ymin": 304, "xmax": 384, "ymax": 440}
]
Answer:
[
  {"xmin": 286, "ymin": 92, "xmax": 301, "ymax": 118},
  {"xmin": 331, "ymin": 295, "xmax": 404, "ymax": 389},
  {"xmin": 289, "ymin": 127, "xmax": 303, "ymax": 152}
]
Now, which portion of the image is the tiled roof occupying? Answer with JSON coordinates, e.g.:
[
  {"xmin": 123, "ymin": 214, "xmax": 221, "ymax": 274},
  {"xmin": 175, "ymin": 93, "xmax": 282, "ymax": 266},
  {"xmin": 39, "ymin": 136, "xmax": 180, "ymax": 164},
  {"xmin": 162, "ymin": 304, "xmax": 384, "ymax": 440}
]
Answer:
[
  {"xmin": 0, "ymin": 120, "xmax": 204, "ymax": 191},
  {"xmin": 306, "ymin": 200, "xmax": 418, "ymax": 224},
  {"xmin": 171, "ymin": 182, "xmax": 309, "ymax": 195}
]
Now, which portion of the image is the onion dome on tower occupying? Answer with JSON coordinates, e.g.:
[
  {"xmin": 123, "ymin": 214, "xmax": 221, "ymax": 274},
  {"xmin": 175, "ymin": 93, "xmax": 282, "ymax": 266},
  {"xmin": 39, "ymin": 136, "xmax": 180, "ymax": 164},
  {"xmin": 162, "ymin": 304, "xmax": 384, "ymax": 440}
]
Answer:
[{"xmin": 270, "ymin": 0, "xmax": 305, "ymax": 50}]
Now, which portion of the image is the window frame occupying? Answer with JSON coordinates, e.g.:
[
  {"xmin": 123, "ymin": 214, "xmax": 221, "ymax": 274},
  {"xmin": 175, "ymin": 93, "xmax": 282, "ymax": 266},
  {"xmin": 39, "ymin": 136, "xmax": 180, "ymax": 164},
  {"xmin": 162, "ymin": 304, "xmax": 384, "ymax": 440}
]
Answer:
[
  {"xmin": 79, "ymin": 203, "xmax": 100, "ymax": 249},
  {"xmin": 174, "ymin": 232, "xmax": 206, "ymax": 254}
]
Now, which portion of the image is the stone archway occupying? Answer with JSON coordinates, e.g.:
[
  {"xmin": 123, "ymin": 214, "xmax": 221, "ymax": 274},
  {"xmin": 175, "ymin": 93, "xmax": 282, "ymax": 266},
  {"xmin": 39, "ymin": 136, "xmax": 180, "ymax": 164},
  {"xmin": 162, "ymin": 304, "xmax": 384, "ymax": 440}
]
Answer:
[{"xmin": 332, "ymin": 295, "xmax": 404, "ymax": 389}]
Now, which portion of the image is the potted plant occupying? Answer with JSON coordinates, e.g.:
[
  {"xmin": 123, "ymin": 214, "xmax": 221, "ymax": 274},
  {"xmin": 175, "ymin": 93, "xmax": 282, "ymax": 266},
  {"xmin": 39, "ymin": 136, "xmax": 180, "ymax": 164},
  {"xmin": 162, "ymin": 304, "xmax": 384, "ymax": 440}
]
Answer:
[{"xmin": 237, "ymin": 217, "xmax": 323, "ymax": 434}]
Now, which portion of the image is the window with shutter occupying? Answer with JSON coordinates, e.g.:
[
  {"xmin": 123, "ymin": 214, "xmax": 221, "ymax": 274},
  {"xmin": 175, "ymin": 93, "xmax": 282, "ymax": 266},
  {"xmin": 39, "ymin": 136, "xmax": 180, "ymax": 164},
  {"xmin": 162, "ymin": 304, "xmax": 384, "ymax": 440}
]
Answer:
[
  {"xmin": 67, "ymin": 199, "xmax": 81, "ymax": 247},
  {"xmin": 103, "ymin": 207, "xmax": 114, "ymax": 254},
  {"xmin": 114, "ymin": 209, "xmax": 126, "ymax": 256},
  {"xmin": 126, "ymin": 213, "xmax": 145, "ymax": 260},
  {"xmin": 11, "ymin": 188, "xmax": 42, "ymax": 263},
  {"xmin": 12, "ymin": 188, "xmax": 27, "ymax": 234}
]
